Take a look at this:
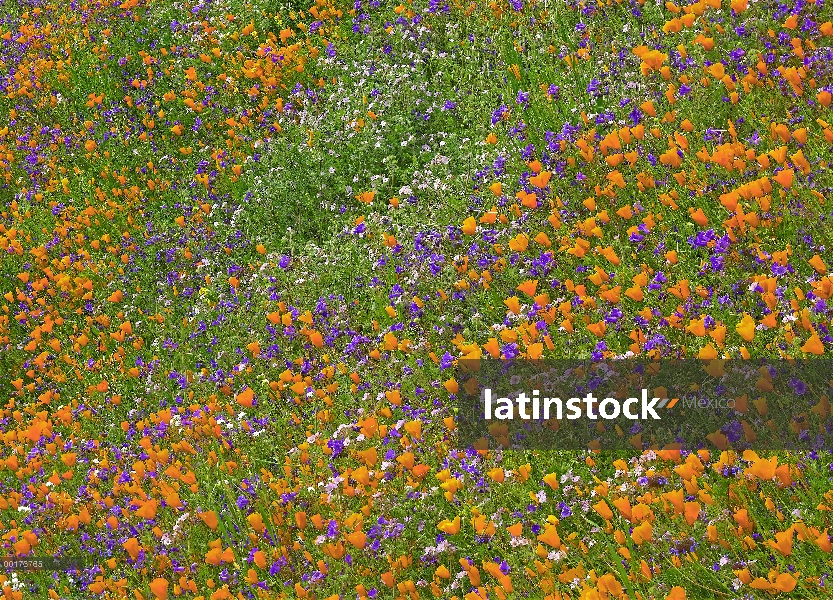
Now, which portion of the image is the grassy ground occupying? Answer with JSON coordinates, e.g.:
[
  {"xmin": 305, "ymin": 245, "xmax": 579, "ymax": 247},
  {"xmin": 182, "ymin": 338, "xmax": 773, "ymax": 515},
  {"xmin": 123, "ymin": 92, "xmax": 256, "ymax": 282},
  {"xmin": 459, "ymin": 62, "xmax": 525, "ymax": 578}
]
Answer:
[{"xmin": 2, "ymin": 0, "xmax": 833, "ymax": 598}]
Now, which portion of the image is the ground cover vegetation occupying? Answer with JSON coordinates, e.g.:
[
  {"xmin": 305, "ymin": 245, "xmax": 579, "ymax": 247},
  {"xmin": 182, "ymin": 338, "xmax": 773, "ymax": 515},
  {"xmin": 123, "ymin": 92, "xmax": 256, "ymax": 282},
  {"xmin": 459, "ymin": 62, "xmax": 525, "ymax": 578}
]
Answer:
[{"xmin": 2, "ymin": 0, "xmax": 833, "ymax": 597}]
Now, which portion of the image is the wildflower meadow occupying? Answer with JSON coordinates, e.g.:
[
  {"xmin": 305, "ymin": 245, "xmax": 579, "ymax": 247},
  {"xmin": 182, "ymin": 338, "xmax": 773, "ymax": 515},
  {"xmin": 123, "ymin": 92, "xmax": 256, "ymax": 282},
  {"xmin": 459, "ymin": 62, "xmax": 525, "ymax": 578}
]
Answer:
[{"xmin": 2, "ymin": 0, "xmax": 833, "ymax": 597}]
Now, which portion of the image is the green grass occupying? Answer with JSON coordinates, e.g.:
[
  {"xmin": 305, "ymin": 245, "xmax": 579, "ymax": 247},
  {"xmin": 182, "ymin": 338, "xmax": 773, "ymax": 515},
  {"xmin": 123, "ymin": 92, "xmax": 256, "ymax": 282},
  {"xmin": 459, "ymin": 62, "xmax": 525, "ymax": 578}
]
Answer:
[{"xmin": 2, "ymin": 0, "xmax": 833, "ymax": 598}]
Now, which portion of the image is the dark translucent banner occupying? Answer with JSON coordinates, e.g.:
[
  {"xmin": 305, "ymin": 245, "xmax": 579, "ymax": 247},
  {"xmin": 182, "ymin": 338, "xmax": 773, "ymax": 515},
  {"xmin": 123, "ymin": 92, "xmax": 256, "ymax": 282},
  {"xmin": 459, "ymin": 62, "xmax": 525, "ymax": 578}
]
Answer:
[{"xmin": 455, "ymin": 359, "xmax": 833, "ymax": 451}]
